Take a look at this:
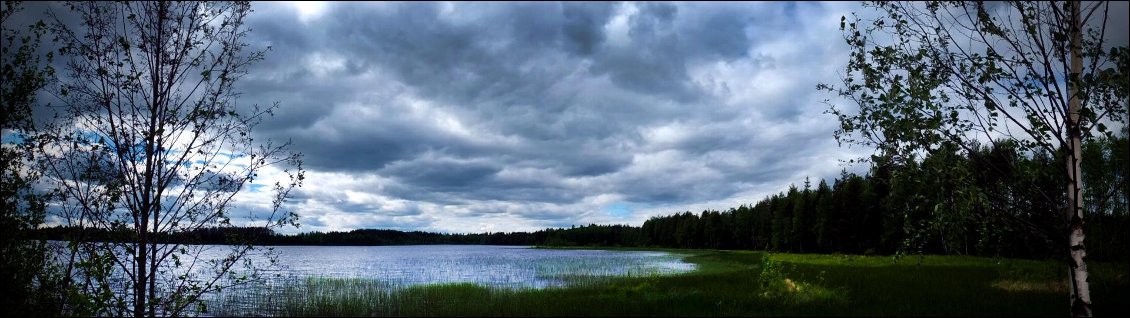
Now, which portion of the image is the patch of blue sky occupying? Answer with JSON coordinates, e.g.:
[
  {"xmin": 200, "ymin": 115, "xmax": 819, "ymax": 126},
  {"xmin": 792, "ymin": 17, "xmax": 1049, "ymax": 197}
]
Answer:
[
  {"xmin": 602, "ymin": 201, "xmax": 650, "ymax": 218},
  {"xmin": 76, "ymin": 130, "xmax": 108, "ymax": 144},
  {"xmin": 1, "ymin": 130, "xmax": 25, "ymax": 144},
  {"xmin": 72, "ymin": 129, "xmax": 152, "ymax": 160}
]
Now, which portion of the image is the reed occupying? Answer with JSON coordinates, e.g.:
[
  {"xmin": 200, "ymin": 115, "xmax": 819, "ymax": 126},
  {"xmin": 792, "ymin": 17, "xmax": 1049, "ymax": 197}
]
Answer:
[{"xmin": 208, "ymin": 249, "xmax": 1129, "ymax": 316}]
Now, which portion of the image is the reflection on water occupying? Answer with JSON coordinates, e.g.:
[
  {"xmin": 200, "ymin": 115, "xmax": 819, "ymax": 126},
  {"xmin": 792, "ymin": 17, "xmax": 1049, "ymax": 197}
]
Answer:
[
  {"xmin": 259, "ymin": 245, "xmax": 693, "ymax": 288},
  {"xmin": 119, "ymin": 244, "xmax": 694, "ymax": 316},
  {"xmin": 59, "ymin": 242, "xmax": 696, "ymax": 314}
]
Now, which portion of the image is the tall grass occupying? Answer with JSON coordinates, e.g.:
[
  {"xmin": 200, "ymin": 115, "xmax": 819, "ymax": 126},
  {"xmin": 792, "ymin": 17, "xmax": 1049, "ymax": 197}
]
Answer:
[{"xmin": 206, "ymin": 249, "xmax": 1129, "ymax": 316}]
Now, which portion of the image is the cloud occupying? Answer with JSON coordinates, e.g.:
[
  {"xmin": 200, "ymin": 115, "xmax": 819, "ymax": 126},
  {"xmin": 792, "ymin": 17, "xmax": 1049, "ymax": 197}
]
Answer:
[
  {"xmin": 227, "ymin": 1, "xmax": 879, "ymax": 233},
  {"xmin": 26, "ymin": 1, "xmax": 877, "ymax": 233}
]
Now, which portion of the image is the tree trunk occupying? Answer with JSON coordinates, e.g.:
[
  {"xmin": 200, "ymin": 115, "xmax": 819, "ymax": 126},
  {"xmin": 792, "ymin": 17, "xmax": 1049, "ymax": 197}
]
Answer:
[
  {"xmin": 135, "ymin": 231, "xmax": 148, "ymax": 318},
  {"xmin": 1066, "ymin": 1, "xmax": 1092, "ymax": 316}
]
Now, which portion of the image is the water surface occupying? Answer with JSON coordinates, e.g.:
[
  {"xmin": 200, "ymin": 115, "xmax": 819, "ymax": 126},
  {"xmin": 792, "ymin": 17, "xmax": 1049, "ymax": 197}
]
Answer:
[
  {"xmin": 259, "ymin": 245, "xmax": 694, "ymax": 288},
  {"xmin": 56, "ymin": 244, "xmax": 694, "ymax": 315}
]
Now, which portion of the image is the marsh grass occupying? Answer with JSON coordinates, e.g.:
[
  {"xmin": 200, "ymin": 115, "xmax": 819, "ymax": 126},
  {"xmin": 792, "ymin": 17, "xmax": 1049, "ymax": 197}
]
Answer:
[{"xmin": 207, "ymin": 249, "xmax": 1129, "ymax": 316}]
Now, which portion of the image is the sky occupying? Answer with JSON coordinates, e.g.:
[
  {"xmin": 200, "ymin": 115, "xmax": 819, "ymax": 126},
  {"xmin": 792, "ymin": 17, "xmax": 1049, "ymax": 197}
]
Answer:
[
  {"xmin": 220, "ymin": 1, "xmax": 872, "ymax": 234},
  {"xmin": 11, "ymin": 2, "xmax": 1126, "ymax": 234}
]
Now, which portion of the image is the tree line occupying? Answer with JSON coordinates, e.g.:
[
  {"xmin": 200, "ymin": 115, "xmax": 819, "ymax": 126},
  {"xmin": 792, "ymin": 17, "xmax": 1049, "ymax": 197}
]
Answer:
[
  {"xmin": 641, "ymin": 136, "xmax": 1127, "ymax": 262},
  {"xmin": 643, "ymin": 134, "xmax": 1127, "ymax": 262},
  {"xmin": 33, "ymin": 134, "xmax": 1127, "ymax": 262},
  {"xmin": 32, "ymin": 223, "xmax": 642, "ymax": 247}
]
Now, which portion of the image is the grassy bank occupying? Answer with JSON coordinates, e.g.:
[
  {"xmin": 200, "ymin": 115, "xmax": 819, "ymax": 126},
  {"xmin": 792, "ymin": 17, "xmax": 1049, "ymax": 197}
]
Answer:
[{"xmin": 218, "ymin": 250, "xmax": 1128, "ymax": 316}]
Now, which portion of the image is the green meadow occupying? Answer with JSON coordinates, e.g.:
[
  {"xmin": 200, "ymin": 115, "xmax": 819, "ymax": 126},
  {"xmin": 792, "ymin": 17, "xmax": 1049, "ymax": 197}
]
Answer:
[{"xmin": 212, "ymin": 249, "xmax": 1129, "ymax": 316}]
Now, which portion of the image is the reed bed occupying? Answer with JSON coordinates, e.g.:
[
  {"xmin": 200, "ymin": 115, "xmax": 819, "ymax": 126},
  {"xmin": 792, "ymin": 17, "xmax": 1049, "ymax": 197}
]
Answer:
[{"xmin": 203, "ymin": 249, "xmax": 1129, "ymax": 316}]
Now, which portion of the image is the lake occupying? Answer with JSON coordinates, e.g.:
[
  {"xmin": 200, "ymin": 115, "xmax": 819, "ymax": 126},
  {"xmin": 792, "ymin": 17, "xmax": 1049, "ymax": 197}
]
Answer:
[
  {"xmin": 253, "ymin": 245, "xmax": 695, "ymax": 288},
  {"xmin": 53, "ymin": 243, "xmax": 694, "ymax": 315},
  {"xmin": 187, "ymin": 245, "xmax": 694, "ymax": 315}
]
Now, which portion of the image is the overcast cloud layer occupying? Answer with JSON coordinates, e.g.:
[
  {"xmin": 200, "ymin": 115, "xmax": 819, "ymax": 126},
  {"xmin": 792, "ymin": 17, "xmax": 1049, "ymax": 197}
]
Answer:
[
  {"xmin": 202, "ymin": 1, "xmax": 881, "ymax": 233},
  {"xmin": 16, "ymin": 2, "xmax": 1125, "ymax": 234}
]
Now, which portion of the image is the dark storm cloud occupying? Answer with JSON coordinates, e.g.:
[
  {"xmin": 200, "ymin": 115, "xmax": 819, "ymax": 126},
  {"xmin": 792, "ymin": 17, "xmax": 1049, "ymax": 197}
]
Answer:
[
  {"xmin": 227, "ymin": 2, "xmax": 865, "ymax": 231},
  {"xmin": 561, "ymin": 2, "xmax": 615, "ymax": 56},
  {"xmin": 591, "ymin": 2, "xmax": 703, "ymax": 102},
  {"xmin": 381, "ymin": 156, "xmax": 500, "ymax": 189},
  {"xmin": 21, "ymin": 1, "xmax": 1124, "ymax": 233},
  {"xmin": 5, "ymin": 1, "xmax": 867, "ymax": 232}
]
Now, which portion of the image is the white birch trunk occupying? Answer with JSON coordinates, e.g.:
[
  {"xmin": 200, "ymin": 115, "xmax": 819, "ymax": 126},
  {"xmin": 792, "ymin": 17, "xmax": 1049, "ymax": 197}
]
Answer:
[{"xmin": 1066, "ymin": 1, "xmax": 1091, "ymax": 316}]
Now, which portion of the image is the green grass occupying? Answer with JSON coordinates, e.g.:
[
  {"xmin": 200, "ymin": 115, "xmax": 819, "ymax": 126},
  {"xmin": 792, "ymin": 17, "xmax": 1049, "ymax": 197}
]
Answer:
[{"xmin": 215, "ymin": 249, "xmax": 1129, "ymax": 316}]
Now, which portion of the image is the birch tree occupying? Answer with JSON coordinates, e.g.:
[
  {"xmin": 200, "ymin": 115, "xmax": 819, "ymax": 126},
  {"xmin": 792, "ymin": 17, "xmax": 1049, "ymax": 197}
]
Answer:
[
  {"xmin": 39, "ymin": 2, "xmax": 303, "ymax": 316},
  {"xmin": 819, "ymin": 2, "xmax": 1128, "ymax": 316}
]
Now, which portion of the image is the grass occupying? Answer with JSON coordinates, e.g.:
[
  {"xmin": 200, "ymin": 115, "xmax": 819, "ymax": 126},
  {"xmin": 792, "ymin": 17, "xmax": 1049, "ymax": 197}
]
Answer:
[{"xmin": 210, "ymin": 249, "xmax": 1129, "ymax": 316}]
